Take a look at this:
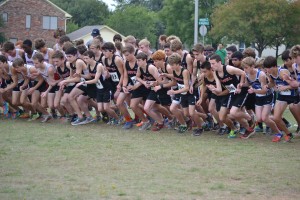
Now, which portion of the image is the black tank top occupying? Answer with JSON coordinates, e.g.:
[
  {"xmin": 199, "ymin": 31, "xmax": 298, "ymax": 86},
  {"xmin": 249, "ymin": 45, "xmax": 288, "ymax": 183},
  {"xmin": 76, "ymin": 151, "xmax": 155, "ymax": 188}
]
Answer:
[
  {"xmin": 161, "ymin": 62, "xmax": 168, "ymax": 74},
  {"xmin": 96, "ymin": 53, "xmax": 104, "ymax": 64},
  {"xmin": 69, "ymin": 58, "xmax": 86, "ymax": 75},
  {"xmin": 125, "ymin": 60, "xmax": 138, "ymax": 85},
  {"xmin": 147, "ymin": 57, "xmax": 154, "ymax": 65},
  {"xmin": 88, "ymin": 62, "xmax": 98, "ymax": 79},
  {"xmin": 173, "ymin": 68, "xmax": 189, "ymax": 95},
  {"xmin": 140, "ymin": 64, "xmax": 156, "ymax": 82},
  {"xmin": 181, "ymin": 52, "xmax": 188, "ymax": 69},
  {"xmin": 57, "ymin": 60, "xmax": 70, "ymax": 79},
  {"xmin": 196, "ymin": 57, "xmax": 209, "ymax": 69},
  {"xmin": 134, "ymin": 49, "xmax": 139, "ymax": 56},
  {"xmin": 105, "ymin": 55, "xmax": 121, "ymax": 84},
  {"xmin": 96, "ymin": 70, "xmax": 110, "ymax": 91},
  {"xmin": 216, "ymin": 65, "xmax": 239, "ymax": 92},
  {"xmin": 204, "ymin": 76, "xmax": 216, "ymax": 94}
]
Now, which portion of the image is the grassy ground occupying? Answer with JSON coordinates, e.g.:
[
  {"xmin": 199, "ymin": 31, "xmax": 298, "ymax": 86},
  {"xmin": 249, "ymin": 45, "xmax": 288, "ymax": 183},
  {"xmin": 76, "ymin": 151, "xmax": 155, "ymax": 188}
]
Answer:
[{"xmin": 0, "ymin": 112, "xmax": 300, "ymax": 200}]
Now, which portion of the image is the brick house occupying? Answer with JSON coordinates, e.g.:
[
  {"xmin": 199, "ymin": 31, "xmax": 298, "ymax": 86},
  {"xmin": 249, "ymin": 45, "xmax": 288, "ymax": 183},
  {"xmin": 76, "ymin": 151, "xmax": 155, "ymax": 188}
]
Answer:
[{"xmin": 0, "ymin": 0, "xmax": 71, "ymax": 46}]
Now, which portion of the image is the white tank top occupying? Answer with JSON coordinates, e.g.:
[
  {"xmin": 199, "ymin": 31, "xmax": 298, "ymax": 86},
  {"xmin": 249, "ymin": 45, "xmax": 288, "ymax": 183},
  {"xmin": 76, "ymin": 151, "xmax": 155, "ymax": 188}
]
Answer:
[
  {"xmin": 53, "ymin": 43, "xmax": 61, "ymax": 51},
  {"xmin": 7, "ymin": 63, "xmax": 24, "ymax": 83},
  {"xmin": 25, "ymin": 50, "xmax": 37, "ymax": 65},
  {"xmin": 7, "ymin": 61, "xmax": 13, "ymax": 76},
  {"xmin": 38, "ymin": 62, "xmax": 54, "ymax": 82},
  {"xmin": 7, "ymin": 49, "xmax": 22, "ymax": 62},
  {"xmin": 43, "ymin": 48, "xmax": 53, "ymax": 63}
]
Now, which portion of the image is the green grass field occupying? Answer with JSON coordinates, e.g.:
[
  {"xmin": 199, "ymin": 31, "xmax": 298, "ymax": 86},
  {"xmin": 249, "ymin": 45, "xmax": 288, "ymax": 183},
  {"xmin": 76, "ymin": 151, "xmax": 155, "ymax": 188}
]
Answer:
[{"xmin": 0, "ymin": 113, "xmax": 300, "ymax": 200}]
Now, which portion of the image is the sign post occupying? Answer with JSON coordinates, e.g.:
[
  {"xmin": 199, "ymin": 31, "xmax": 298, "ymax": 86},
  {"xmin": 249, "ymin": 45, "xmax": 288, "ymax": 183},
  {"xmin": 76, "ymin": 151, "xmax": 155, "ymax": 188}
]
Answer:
[{"xmin": 199, "ymin": 25, "xmax": 207, "ymax": 45}]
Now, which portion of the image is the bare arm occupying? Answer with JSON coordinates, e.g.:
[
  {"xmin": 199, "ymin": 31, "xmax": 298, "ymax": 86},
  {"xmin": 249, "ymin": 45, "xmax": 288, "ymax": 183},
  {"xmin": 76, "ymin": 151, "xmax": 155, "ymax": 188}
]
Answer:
[{"xmin": 115, "ymin": 57, "xmax": 124, "ymax": 88}]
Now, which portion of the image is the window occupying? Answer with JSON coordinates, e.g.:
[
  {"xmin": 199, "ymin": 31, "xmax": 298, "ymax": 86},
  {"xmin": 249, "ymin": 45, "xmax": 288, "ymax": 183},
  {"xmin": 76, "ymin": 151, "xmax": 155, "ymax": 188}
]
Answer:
[
  {"xmin": 26, "ymin": 15, "xmax": 31, "ymax": 29},
  {"xmin": 42, "ymin": 16, "xmax": 57, "ymax": 30},
  {"xmin": 9, "ymin": 38, "xmax": 17, "ymax": 44},
  {"xmin": 2, "ymin": 13, "xmax": 8, "ymax": 22}
]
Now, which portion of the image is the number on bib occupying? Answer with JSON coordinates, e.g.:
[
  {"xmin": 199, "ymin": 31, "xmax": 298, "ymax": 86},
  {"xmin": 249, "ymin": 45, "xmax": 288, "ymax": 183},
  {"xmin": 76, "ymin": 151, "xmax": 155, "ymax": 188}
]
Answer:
[
  {"xmin": 130, "ymin": 76, "xmax": 137, "ymax": 85},
  {"xmin": 110, "ymin": 72, "xmax": 119, "ymax": 82}
]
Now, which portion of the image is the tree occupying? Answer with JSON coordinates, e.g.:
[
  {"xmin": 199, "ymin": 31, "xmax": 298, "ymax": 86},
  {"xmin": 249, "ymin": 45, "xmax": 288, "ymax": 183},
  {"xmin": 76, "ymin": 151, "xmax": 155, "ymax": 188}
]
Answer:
[
  {"xmin": 159, "ymin": 0, "xmax": 194, "ymax": 46},
  {"xmin": 209, "ymin": 0, "xmax": 300, "ymax": 57},
  {"xmin": 66, "ymin": 21, "xmax": 79, "ymax": 34},
  {"xmin": 115, "ymin": 0, "xmax": 164, "ymax": 11},
  {"xmin": 106, "ymin": 5, "xmax": 158, "ymax": 46},
  {"xmin": 159, "ymin": 0, "xmax": 226, "ymax": 47},
  {"xmin": 50, "ymin": 0, "xmax": 110, "ymax": 28}
]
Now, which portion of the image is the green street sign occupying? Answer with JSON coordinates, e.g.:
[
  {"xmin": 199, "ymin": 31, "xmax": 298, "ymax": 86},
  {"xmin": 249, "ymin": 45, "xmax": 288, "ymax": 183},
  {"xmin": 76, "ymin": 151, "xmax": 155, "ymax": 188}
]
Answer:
[{"xmin": 199, "ymin": 18, "xmax": 209, "ymax": 26}]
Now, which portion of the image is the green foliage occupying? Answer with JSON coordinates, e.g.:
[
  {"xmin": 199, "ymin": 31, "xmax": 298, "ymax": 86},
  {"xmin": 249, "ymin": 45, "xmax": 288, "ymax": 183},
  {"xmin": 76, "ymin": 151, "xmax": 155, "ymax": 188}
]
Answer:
[
  {"xmin": 115, "ymin": 0, "xmax": 164, "ymax": 11},
  {"xmin": 106, "ymin": 5, "xmax": 158, "ymax": 46},
  {"xmin": 210, "ymin": 0, "xmax": 300, "ymax": 57},
  {"xmin": 159, "ymin": 0, "xmax": 226, "ymax": 47},
  {"xmin": 50, "ymin": 0, "xmax": 110, "ymax": 28},
  {"xmin": 159, "ymin": 0, "xmax": 194, "ymax": 46},
  {"xmin": 66, "ymin": 20, "xmax": 79, "ymax": 34}
]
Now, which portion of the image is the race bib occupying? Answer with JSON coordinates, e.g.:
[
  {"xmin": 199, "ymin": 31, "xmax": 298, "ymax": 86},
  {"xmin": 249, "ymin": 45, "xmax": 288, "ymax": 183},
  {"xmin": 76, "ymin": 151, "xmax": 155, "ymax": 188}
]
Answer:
[
  {"xmin": 80, "ymin": 77, "xmax": 87, "ymax": 87},
  {"xmin": 225, "ymin": 84, "xmax": 236, "ymax": 93},
  {"xmin": 110, "ymin": 72, "xmax": 119, "ymax": 82},
  {"xmin": 96, "ymin": 80, "xmax": 103, "ymax": 89},
  {"xmin": 255, "ymin": 89, "xmax": 265, "ymax": 97},
  {"xmin": 130, "ymin": 76, "xmax": 137, "ymax": 85},
  {"xmin": 280, "ymin": 90, "xmax": 291, "ymax": 95},
  {"xmin": 177, "ymin": 83, "xmax": 187, "ymax": 95}
]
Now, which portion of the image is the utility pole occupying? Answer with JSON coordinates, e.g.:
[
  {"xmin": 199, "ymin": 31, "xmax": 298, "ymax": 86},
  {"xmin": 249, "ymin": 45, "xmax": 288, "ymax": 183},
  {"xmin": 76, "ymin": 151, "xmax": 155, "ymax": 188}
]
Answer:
[{"xmin": 194, "ymin": 0, "xmax": 199, "ymax": 44}]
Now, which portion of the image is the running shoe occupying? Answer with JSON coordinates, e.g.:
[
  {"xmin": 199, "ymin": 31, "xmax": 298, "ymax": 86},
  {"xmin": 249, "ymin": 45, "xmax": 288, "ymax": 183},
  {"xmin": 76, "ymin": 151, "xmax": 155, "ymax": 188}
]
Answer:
[
  {"xmin": 178, "ymin": 124, "xmax": 188, "ymax": 134},
  {"xmin": 19, "ymin": 113, "xmax": 30, "ymax": 119},
  {"xmin": 71, "ymin": 117, "xmax": 86, "ymax": 126},
  {"xmin": 122, "ymin": 120, "xmax": 134, "ymax": 129},
  {"xmin": 240, "ymin": 128, "xmax": 255, "ymax": 139},
  {"xmin": 41, "ymin": 115, "xmax": 53, "ymax": 123},
  {"xmin": 239, "ymin": 127, "xmax": 246, "ymax": 135},
  {"xmin": 284, "ymin": 133, "xmax": 293, "ymax": 143},
  {"xmin": 228, "ymin": 130, "xmax": 237, "ymax": 138},
  {"xmin": 213, "ymin": 123, "xmax": 220, "ymax": 131},
  {"xmin": 102, "ymin": 112, "xmax": 109, "ymax": 123},
  {"xmin": 193, "ymin": 128, "xmax": 203, "ymax": 136},
  {"xmin": 167, "ymin": 119, "xmax": 175, "ymax": 130},
  {"xmin": 81, "ymin": 116, "xmax": 95, "ymax": 124},
  {"xmin": 136, "ymin": 121, "xmax": 144, "ymax": 127},
  {"xmin": 151, "ymin": 122, "xmax": 164, "ymax": 131},
  {"xmin": 28, "ymin": 113, "xmax": 40, "ymax": 121},
  {"xmin": 139, "ymin": 121, "xmax": 151, "ymax": 131},
  {"xmin": 272, "ymin": 133, "xmax": 283, "ymax": 142},
  {"xmin": 218, "ymin": 127, "xmax": 226, "ymax": 135},
  {"xmin": 70, "ymin": 114, "xmax": 78, "ymax": 123}
]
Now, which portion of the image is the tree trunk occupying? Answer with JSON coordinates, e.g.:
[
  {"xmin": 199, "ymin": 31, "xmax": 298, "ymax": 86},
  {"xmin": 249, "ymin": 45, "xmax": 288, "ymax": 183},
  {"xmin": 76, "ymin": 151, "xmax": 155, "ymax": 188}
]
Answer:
[
  {"xmin": 275, "ymin": 44, "xmax": 279, "ymax": 59},
  {"xmin": 257, "ymin": 48, "xmax": 263, "ymax": 58}
]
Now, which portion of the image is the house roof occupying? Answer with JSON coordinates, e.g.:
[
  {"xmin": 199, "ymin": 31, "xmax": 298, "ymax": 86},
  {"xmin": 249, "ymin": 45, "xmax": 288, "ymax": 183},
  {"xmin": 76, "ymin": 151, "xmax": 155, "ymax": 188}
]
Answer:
[
  {"xmin": 67, "ymin": 25, "xmax": 125, "ymax": 41},
  {"xmin": 0, "ymin": 0, "xmax": 72, "ymax": 18}
]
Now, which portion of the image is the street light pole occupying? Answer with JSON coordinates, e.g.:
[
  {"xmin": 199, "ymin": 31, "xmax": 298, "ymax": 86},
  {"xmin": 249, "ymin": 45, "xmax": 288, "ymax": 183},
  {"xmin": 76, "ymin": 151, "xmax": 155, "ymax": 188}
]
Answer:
[{"xmin": 194, "ymin": 0, "xmax": 199, "ymax": 44}]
